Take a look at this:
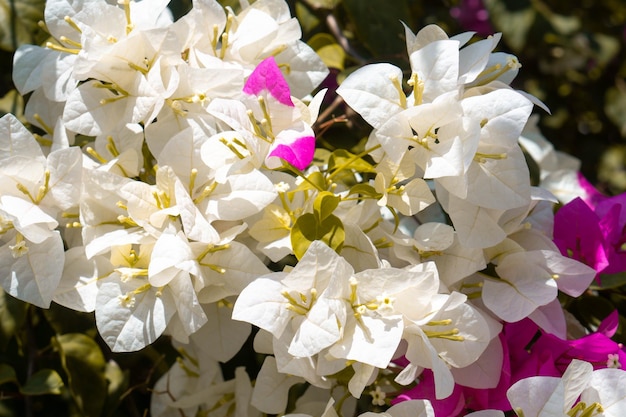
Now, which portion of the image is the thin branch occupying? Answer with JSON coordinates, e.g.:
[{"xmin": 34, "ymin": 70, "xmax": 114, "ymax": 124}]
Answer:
[
  {"xmin": 316, "ymin": 95, "xmax": 345, "ymax": 126},
  {"xmin": 325, "ymin": 13, "xmax": 368, "ymax": 65}
]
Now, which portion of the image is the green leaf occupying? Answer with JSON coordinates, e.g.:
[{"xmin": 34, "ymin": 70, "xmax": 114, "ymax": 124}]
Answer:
[
  {"xmin": 0, "ymin": 0, "xmax": 46, "ymax": 51},
  {"xmin": 0, "ymin": 363, "xmax": 18, "ymax": 385},
  {"xmin": 291, "ymin": 213, "xmax": 345, "ymax": 259},
  {"xmin": 308, "ymin": 33, "xmax": 345, "ymax": 70},
  {"xmin": 20, "ymin": 369, "xmax": 64, "ymax": 396},
  {"xmin": 295, "ymin": 3, "xmax": 320, "ymax": 34},
  {"xmin": 313, "ymin": 191, "xmax": 341, "ymax": 222},
  {"xmin": 54, "ymin": 333, "xmax": 108, "ymax": 417},
  {"xmin": 348, "ymin": 183, "xmax": 379, "ymax": 198},
  {"xmin": 594, "ymin": 271, "xmax": 626, "ymax": 290}
]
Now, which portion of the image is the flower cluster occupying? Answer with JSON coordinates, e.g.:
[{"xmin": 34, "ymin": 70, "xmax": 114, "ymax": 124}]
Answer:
[
  {"xmin": 553, "ymin": 173, "xmax": 626, "ymax": 279},
  {"xmin": 3, "ymin": 0, "xmax": 623, "ymax": 416}
]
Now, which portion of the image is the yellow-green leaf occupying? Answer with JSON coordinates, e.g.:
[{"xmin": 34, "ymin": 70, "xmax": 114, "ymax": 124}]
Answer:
[
  {"xmin": 348, "ymin": 183, "xmax": 379, "ymax": 198},
  {"xmin": 0, "ymin": 363, "xmax": 18, "ymax": 385},
  {"xmin": 20, "ymin": 369, "xmax": 64, "ymax": 396},
  {"xmin": 313, "ymin": 191, "xmax": 341, "ymax": 222},
  {"xmin": 291, "ymin": 213, "xmax": 345, "ymax": 259},
  {"xmin": 309, "ymin": 33, "xmax": 345, "ymax": 70}
]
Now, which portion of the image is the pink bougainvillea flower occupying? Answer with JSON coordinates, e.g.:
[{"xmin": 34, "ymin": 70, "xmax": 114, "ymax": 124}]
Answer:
[
  {"xmin": 577, "ymin": 172, "xmax": 609, "ymax": 209},
  {"xmin": 392, "ymin": 370, "xmax": 466, "ymax": 417},
  {"xmin": 555, "ymin": 173, "xmax": 626, "ymax": 277},
  {"xmin": 243, "ymin": 56, "xmax": 317, "ymax": 170},
  {"xmin": 393, "ymin": 313, "xmax": 626, "ymax": 416},
  {"xmin": 468, "ymin": 315, "xmax": 626, "ymax": 412},
  {"xmin": 553, "ymin": 197, "xmax": 610, "ymax": 278},
  {"xmin": 243, "ymin": 56, "xmax": 294, "ymax": 107},
  {"xmin": 578, "ymin": 174, "xmax": 626, "ymax": 274},
  {"xmin": 267, "ymin": 133, "xmax": 315, "ymax": 171}
]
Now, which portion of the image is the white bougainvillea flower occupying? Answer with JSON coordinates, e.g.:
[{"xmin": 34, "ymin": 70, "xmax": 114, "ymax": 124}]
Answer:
[
  {"xmin": 0, "ymin": 115, "xmax": 82, "ymax": 308},
  {"xmin": 412, "ymin": 222, "xmax": 455, "ymax": 253},
  {"xmin": 400, "ymin": 290, "xmax": 498, "ymax": 399},
  {"xmin": 518, "ymin": 115, "xmax": 583, "ymax": 203},
  {"xmin": 359, "ymin": 399, "xmax": 436, "ymax": 417},
  {"xmin": 226, "ymin": 0, "xmax": 328, "ymax": 98},
  {"xmin": 233, "ymin": 240, "xmax": 349, "ymax": 357},
  {"xmin": 243, "ymin": 56, "xmax": 317, "ymax": 170},
  {"xmin": 187, "ymin": 300, "xmax": 252, "ymax": 363},
  {"xmin": 337, "ymin": 63, "xmax": 407, "ymax": 129},
  {"xmin": 192, "ymin": 239, "xmax": 269, "ymax": 304},
  {"xmin": 144, "ymin": 61, "xmax": 244, "ymax": 156},
  {"xmin": 324, "ymin": 263, "xmax": 444, "ymax": 370},
  {"xmin": 53, "ymin": 245, "xmax": 116, "ymax": 312},
  {"xmin": 93, "ymin": 237, "xmax": 206, "ymax": 352},
  {"xmin": 0, "ymin": 196, "xmax": 64, "ymax": 308},
  {"xmin": 150, "ymin": 338, "xmax": 227, "ymax": 417},
  {"xmin": 80, "ymin": 167, "xmax": 154, "ymax": 259},
  {"xmin": 407, "ymin": 38, "xmax": 460, "ymax": 104},
  {"xmin": 372, "ymin": 157, "xmax": 435, "ymax": 216},
  {"xmin": 251, "ymin": 355, "xmax": 307, "ymax": 415},
  {"xmin": 507, "ymin": 359, "xmax": 626, "ymax": 417},
  {"xmin": 482, "ymin": 249, "xmax": 595, "ymax": 323}
]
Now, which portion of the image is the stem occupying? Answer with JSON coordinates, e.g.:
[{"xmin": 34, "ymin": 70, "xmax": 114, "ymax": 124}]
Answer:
[
  {"xmin": 325, "ymin": 13, "xmax": 368, "ymax": 65},
  {"xmin": 328, "ymin": 144, "xmax": 381, "ymax": 181},
  {"xmin": 316, "ymin": 95, "xmax": 345, "ymax": 127}
]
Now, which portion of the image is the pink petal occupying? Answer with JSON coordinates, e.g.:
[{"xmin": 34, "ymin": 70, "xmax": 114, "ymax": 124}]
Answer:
[
  {"xmin": 243, "ymin": 56, "xmax": 294, "ymax": 107},
  {"xmin": 597, "ymin": 310, "xmax": 619, "ymax": 337},
  {"xmin": 268, "ymin": 135, "xmax": 315, "ymax": 170},
  {"xmin": 577, "ymin": 172, "xmax": 607, "ymax": 209},
  {"xmin": 553, "ymin": 197, "xmax": 609, "ymax": 274}
]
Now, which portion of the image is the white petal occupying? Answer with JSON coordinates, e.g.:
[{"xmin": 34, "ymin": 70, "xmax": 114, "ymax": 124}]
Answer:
[
  {"xmin": 251, "ymin": 356, "xmax": 304, "ymax": 414},
  {"xmin": 96, "ymin": 280, "xmax": 175, "ymax": 352},
  {"xmin": 192, "ymin": 301, "xmax": 251, "ymax": 362},
  {"xmin": 53, "ymin": 246, "xmax": 114, "ymax": 312},
  {"xmin": 337, "ymin": 63, "xmax": 405, "ymax": 128},
  {"xmin": 203, "ymin": 170, "xmax": 277, "ymax": 221},
  {"xmin": 0, "ymin": 231, "xmax": 64, "ymax": 308},
  {"xmin": 0, "ymin": 113, "xmax": 45, "ymax": 161}
]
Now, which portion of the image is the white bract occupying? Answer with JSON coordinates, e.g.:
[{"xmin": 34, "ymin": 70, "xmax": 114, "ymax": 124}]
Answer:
[{"xmin": 507, "ymin": 359, "xmax": 626, "ymax": 417}]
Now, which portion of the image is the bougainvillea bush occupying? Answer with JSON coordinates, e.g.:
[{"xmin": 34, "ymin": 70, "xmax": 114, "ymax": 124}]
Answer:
[{"xmin": 0, "ymin": 0, "xmax": 625, "ymax": 416}]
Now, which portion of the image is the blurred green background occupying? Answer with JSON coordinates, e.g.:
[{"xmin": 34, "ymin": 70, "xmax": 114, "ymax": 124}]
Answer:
[{"xmin": 0, "ymin": 1, "xmax": 625, "ymax": 416}]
